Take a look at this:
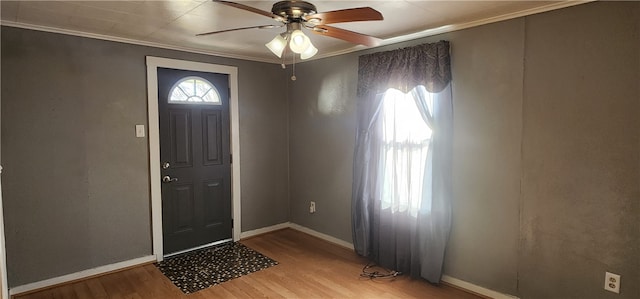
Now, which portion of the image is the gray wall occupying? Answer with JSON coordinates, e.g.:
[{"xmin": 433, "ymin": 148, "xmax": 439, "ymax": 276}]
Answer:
[
  {"xmin": 519, "ymin": 3, "xmax": 639, "ymax": 298},
  {"xmin": 1, "ymin": 1, "xmax": 638, "ymax": 297},
  {"xmin": 289, "ymin": 53, "xmax": 358, "ymax": 242},
  {"xmin": 289, "ymin": 1, "xmax": 639, "ymax": 298},
  {"xmin": 0, "ymin": 27, "xmax": 289, "ymax": 287},
  {"xmin": 445, "ymin": 18, "xmax": 524, "ymax": 294},
  {"xmin": 289, "ymin": 18, "xmax": 524, "ymax": 295}
]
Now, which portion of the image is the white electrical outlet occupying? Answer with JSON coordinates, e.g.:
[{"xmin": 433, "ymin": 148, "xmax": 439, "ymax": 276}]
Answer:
[
  {"xmin": 604, "ymin": 272, "xmax": 620, "ymax": 294},
  {"xmin": 309, "ymin": 201, "xmax": 316, "ymax": 214}
]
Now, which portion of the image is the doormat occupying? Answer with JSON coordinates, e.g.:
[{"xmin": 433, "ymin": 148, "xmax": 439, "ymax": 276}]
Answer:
[{"xmin": 155, "ymin": 242, "xmax": 278, "ymax": 294}]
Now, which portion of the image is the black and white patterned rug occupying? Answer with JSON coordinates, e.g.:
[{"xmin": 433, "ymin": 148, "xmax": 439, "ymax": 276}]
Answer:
[{"xmin": 155, "ymin": 242, "xmax": 278, "ymax": 294}]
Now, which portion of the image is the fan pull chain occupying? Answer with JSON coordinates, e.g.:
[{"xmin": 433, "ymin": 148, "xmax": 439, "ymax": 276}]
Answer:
[
  {"xmin": 280, "ymin": 42, "xmax": 288, "ymax": 70},
  {"xmin": 291, "ymin": 54, "xmax": 297, "ymax": 81}
]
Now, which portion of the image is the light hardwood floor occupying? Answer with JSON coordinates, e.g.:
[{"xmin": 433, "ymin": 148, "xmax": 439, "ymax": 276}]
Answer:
[{"xmin": 14, "ymin": 229, "xmax": 483, "ymax": 299}]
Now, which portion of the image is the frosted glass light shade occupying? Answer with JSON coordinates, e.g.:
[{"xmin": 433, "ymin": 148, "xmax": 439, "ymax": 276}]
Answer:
[
  {"xmin": 300, "ymin": 43, "xmax": 318, "ymax": 60},
  {"xmin": 266, "ymin": 34, "xmax": 287, "ymax": 58},
  {"xmin": 289, "ymin": 29, "xmax": 311, "ymax": 54}
]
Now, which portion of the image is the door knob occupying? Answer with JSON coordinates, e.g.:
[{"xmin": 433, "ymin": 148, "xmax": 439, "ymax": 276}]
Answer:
[{"xmin": 162, "ymin": 175, "xmax": 178, "ymax": 183}]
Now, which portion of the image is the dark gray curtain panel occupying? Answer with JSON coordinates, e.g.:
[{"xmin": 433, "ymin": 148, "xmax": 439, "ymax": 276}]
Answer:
[{"xmin": 351, "ymin": 41, "xmax": 453, "ymax": 283}]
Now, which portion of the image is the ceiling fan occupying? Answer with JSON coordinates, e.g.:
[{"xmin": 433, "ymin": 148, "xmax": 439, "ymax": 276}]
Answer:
[{"xmin": 197, "ymin": 0, "xmax": 384, "ymax": 60}]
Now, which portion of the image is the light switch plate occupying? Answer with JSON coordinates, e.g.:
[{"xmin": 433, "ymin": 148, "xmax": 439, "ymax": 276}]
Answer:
[{"xmin": 135, "ymin": 125, "xmax": 145, "ymax": 138}]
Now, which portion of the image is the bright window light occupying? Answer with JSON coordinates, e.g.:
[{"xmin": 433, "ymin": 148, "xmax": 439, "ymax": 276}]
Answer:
[
  {"xmin": 168, "ymin": 76, "xmax": 221, "ymax": 105},
  {"xmin": 379, "ymin": 86, "xmax": 433, "ymax": 216}
]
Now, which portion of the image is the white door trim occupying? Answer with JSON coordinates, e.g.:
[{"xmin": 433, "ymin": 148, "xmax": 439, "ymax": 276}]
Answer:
[
  {"xmin": 0, "ymin": 166, "xmax": 9, "ymax": 299},
  {"xmin": 145, "ymin": 56, "xmax": 241, "ymax": 262}
]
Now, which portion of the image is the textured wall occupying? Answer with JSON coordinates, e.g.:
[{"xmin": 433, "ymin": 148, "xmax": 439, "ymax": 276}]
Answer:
[
  {"xmin": 0, "ymin": 26, "xmax": 288, "ymax": 287},
  {"xmin": 290, "ymin": 19, "xmax": 524, "ymax": 293},
  {"xmin": 288, "ymin": 53, "xmax": 358, "ymax": 242},
  {"xmin": 290, "ymin": 1, "xmax": 638, "ymax": 297},
  {"xmin": 520, "ymin": 2, "xmax": 639, "ymax": 298},
  {"xmin": 2, "ymin": 1, "xmax": 638, "ymax": 296},
  {"xmin": 289, "ymin": 19, "xmax": 524, "ymax": 294},
  {"xmin": 444, "ymin": 19, "xmax": 524, "ymax": 294}
]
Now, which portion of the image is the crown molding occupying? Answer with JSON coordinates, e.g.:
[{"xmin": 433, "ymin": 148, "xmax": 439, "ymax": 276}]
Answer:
[
  {"xmin": 1, "ymin": 1, "xmax": 594, "ymax": 65},
  {"xmin": 0, "ymin": 21, "xmax": 281, "ymax": 64},
  {"xmin": 310, "ymin": 0, "xmax": 595, "ymax": 61}
]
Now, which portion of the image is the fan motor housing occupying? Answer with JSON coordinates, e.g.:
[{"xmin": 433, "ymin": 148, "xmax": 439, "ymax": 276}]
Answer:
[{"xmin": 271, "ymin": 1, "xmax": 317, "ymax": 21}]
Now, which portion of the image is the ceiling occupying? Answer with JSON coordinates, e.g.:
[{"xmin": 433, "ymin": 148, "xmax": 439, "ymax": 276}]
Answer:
[{"xmin": 0, "ymin": 1, "xmax": 590, "ymax": 63}]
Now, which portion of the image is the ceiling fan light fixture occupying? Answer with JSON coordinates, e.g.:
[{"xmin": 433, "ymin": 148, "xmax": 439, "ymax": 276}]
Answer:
[
  {"xmin": 204, "ymin": 1, "xmax": 384, "ymax": 60},
  {"xmin": 300, "ymin": 43, "xmax": 318, "ymax": 60},
  {"xmin": 265, "ymin": 33, "xmax": 288, "ymax": 58},
  {"xmin": 289, "ymin": 29, "xmax": 311, "ymax": 54}
]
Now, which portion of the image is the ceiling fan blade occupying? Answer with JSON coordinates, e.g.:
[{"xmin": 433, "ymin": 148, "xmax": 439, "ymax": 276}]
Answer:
[
  {"xmin": 196, "ymin": 25, "xmax": 282, "ymax": 36},
  {"xmin": 311, "ymin": 25, "xmax": 381, "ymax": 47},
  {"xmin": 212, "ymin": 0, "xmax": 286, "ymax": 22},
  {"xmin": 304, "ymin": 7, "xmax": 383, "ymax": 25}
]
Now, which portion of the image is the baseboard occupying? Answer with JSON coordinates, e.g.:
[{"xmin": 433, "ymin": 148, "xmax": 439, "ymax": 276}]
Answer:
[
  {"xmin": 283, "ymin": 224, "xmax": 516, "ymax": 299},
  {"xmin": 288, "ymin": 223, "xmax": 355, "ymax": 250},
  {"xmin": 442, "ymin": 275, "xmax": 519, "ymax": 299},
  {"xmin": 7, "ymin": 225, "xmax": 516, "ymax": 299},
  {"xmin": 10, "ymin": 223, "xmax": 312, "ymax": 296},
  {"xmin": 240, "ymin": 222, "xmax": 355, "ymax": 250},
  {"xmin": 9, "ymin": 255, "xmax": 156, "ymax": 296},
  {"xmin": 240, "ymin": 222, "xmax": 290, "ymax": 239}
]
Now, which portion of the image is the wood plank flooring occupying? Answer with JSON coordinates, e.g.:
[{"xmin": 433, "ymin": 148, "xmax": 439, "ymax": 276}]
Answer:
[{"xmin": 14, "ymin": 229, "xmax": 483, "ymax": 299}]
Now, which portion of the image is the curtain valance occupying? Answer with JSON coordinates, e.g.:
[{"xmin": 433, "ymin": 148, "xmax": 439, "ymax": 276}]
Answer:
[{"xmin": 357, "ymin": 41, "xmax": 451, "ymax": 98}]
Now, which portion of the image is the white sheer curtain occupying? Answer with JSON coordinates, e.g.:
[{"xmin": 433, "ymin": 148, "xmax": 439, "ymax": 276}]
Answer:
[{"xmin": 379, "ymin": 88, "xmax": 433, "ymax": 217}]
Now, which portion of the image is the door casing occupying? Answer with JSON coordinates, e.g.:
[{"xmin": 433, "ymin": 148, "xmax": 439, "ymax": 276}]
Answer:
[{"xmin": 146, "ymin": 56, "xmax": 241, "ymax": 261}]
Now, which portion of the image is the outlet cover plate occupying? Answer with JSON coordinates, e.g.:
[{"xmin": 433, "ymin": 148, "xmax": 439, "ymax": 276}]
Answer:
[{"xmin": 604, "ymin": 272, "xmax": 620, "ymax": 294}]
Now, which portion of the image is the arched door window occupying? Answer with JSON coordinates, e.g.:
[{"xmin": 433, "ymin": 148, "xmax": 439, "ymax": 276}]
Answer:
[{"xmin": 168, "ymin": 76, "xmax": 221, "ymax": 105}]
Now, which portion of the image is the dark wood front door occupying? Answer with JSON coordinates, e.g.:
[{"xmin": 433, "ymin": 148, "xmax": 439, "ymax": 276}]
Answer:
[{"xmin": 158, "ymin": 67, "xmax": 232, "ymax": 255}]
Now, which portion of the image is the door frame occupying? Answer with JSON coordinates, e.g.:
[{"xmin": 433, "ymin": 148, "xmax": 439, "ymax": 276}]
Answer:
[
  {"xmin": 0, "ymin": 166, "xmax": 9, "ymax": 299},
  {"xmin": 146, "ymin": 56, "xmax": 241, "ymax": 261}
]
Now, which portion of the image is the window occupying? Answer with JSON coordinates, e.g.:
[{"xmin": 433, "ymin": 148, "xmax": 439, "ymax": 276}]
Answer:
[
  {"xmin": 379, "ymin": 86, "xmax": 433, "ymax": 217},
  {"xmin": 168, "ymin": 76, "xmax": 221, "ymax": 105}
]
